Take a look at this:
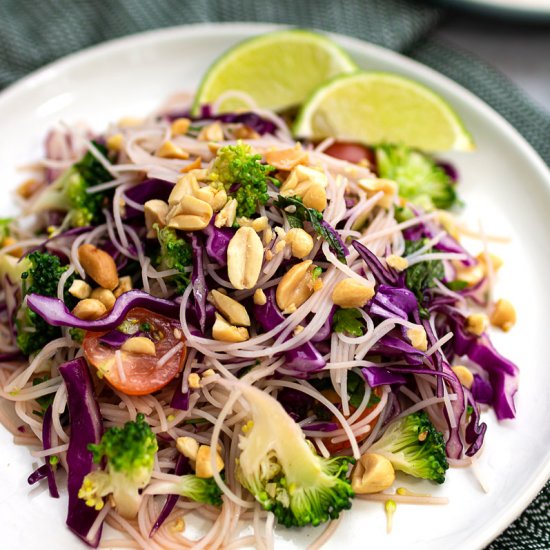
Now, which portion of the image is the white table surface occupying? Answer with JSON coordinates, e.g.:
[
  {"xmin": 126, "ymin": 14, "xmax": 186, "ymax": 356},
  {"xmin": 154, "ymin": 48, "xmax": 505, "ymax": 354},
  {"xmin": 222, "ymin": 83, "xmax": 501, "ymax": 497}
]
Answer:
[{"xmin": 436, "ymin": 13, "xmax": 550, "ymax": 111}]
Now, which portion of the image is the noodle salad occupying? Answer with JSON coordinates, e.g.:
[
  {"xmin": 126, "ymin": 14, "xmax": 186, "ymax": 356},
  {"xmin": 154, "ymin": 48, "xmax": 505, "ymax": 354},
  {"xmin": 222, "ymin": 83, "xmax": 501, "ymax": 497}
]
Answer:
[{"xmin": 0, "ymin": 90, "xmax": 518, "ymax": 549}]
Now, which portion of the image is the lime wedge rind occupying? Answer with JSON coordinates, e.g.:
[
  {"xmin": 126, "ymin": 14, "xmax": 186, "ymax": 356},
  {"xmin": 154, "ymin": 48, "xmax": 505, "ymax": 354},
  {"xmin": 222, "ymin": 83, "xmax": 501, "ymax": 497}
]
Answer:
[
  {"xmin": 293, "ymin": 71, "xmax": 475, "ymax": 152},
  {"xmin": 191, "ymin": 29, "xmax": 358, "ymax": 116}
]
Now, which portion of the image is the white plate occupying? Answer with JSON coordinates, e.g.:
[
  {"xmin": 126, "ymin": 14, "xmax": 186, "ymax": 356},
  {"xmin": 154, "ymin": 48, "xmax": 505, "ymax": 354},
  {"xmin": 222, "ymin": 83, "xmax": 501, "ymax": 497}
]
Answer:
[
  {"xmin": 0, "ymin": 23, "xmax": 549, "ymax": 550},
  {"xmin": 441, "ymin": 0, "xmax": 550, "ymax": 17}
]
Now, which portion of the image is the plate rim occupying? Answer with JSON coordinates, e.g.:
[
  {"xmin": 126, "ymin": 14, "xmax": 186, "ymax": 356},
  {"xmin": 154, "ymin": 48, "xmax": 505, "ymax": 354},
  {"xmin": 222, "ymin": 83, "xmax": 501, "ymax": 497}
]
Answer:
[{"xmin": 0, "ymin": 21, "xmax": 549, "ymax": 549}]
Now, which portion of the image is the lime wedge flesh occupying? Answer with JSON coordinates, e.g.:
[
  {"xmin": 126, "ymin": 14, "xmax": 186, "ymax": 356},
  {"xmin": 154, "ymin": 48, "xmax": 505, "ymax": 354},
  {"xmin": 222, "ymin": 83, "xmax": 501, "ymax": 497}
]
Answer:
[
  {"xmin": 192, "ymin": 30, "xmax": 358, "ymax": 115},
  {"xmin": 293, "ymin": 72, "xmax": 474, "ymax": 152}
]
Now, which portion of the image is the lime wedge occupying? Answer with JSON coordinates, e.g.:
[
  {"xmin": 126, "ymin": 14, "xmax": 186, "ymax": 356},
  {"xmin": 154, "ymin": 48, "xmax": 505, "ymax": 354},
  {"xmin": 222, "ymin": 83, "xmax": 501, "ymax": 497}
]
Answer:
[
  {"xmin": 293, "ymin": 72, "xmax": 474, "ymax": 152},
  {"xmin": 192, "ymin": 30, "xmax": 358, "ymax": 115}
]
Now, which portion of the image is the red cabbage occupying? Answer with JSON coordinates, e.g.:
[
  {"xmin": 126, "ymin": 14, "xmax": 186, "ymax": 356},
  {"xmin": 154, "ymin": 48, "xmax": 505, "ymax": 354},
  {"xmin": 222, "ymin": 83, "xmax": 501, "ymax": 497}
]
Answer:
[
  {"xmin": 370, "ymin": 334, "xmax": 425, "ymax": 366},
  {"xmin": 361, "ymin": 367, "xmax": 407, "ymax": 387},
  {"xmin": 352, "ymin": 241, "xmax": 399, "ymax": 286},
  {"xmin": 98, "ymin": 329, "xmax": 135, "ymax": 348},
  {"xmin": 179, "ymin": 106, "xmax": 277, "ymax": 135},
  {"xmin": 170, "ymin": 383, "xmax": 190, "ymax": 411},
  {"xmin": 463, "ymin": 388, "xmax": 487, "ymax": 457},
  {"xmin": 123, "ymin": 179, "xmax": 174, "ymax": 220},
  {"xmin": 303, "ymin": 422, "xmax": 339, "ymax": 432},
  {"xmin": 26, "ymin": 290, "xmax": 180, "ymax": 331},
  {"xmin": 22, "ymin": 226, "xmax": 92, "ymax": 259},
  {"xmin": 277, "ymin": 387, "xmax": 313, "ymax": 422},
  {"xmin": 59, "ymin": 358, "xmax": 104, "ymax": 548},
  {"xmin": 149, "ymin": 454, "xmax": 191, "ymax": 537},
  {"xmin": 253, "ymin": 289, "xmax": 325, "ymax": 375},
  {"xmin": 27, "ymin": 406, "xmax": 59, "ymax": 498},
  {"xmin": 202, "ymin": 219, "xmax": 234, "ymax": 266},
  {"xmin": 446, "ymin": 312, "xmax": 518, "ymax": 420},
  {"xmin": 310, "ymin": 307, "xmax": 335, "ymax": 343},
  {"xmin": 471, "ymin": 374, "xmax": 493, "ymax": 405},
  {"xmin": 369, "ymin": 285, "xmax": 418, "ymax": 320}
]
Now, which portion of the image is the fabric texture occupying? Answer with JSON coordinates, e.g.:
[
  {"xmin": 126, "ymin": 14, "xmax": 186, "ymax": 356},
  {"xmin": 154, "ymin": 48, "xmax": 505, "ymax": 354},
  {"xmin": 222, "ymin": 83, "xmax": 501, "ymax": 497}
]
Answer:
[{"xmin": 0, "ymin": 0, "xmax": 548, "ymax": 547}]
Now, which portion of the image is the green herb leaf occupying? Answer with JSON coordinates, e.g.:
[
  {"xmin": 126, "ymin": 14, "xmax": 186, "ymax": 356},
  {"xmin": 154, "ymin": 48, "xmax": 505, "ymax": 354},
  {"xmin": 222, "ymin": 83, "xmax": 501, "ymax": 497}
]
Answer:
[
  {"xmin": 403, "ymin": 239, "xmax": 444, "ymax": 314},
  {"xmin": 274, "ymin": 195, "xmax": 347, "ymax": 262},
  {"xmin": 333, "ymin": 308, "xmax": 365, "ymax": 337}
]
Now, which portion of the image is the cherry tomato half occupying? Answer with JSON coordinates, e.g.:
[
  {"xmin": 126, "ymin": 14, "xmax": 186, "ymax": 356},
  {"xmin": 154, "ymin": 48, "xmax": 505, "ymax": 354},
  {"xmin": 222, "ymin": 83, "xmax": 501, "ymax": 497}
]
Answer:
[
  {"xmin": 83, "ymin": 308, "xmax": 186, "ymax": 396},
  {"xmin": 323, "ymin": 387, "xmax": 383, "ymax": 454},
  {"xmin": 324, "ymin": 142, "xmax": 375, "ymax": 165}
]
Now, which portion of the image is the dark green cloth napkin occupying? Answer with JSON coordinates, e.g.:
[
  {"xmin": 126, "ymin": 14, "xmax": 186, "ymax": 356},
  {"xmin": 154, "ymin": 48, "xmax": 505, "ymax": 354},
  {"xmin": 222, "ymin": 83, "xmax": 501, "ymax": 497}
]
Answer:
[{"xmin": 0, "ymin": 0, "xmax": 548, "ymax": 547}]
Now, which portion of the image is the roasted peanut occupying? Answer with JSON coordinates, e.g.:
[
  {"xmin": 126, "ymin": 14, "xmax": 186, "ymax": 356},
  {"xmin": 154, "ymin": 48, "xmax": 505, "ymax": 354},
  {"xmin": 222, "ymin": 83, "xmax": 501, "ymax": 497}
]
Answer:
[
  {"xmin": 188, "ymin": 373, "xmax": 201, "ymax": 389},
  {"xmin": 490, "ymin": 298, "xmax": 516, "ymax": 332},
  {"xmin": 476, "ymin": 252, "xmax": 503, "ymax": 273},
  {"xmin": 285, "ymin": 228, "xmax": 314, "ymax": 259},
  {"xmin": 332, "ymin": 278, "xmax": 375, "ymax": 308},
  {"xmin": 466, "ymin": 313, "xmax": 488, "ymax": 336},
  {"xmin": 351, "ymin": 453, "xmax": 395, "ymax": 494},
  {"xmin": 72, "ymin": 298, "xmax": 107, "ymax": 321},
  {"xmin": 176, "ymin": 436, "xmax": 199, "ymax": 460},
  {"xmin": 157, "ymin": 140, "xmax": 189, "ymax": 160},
  {"xmin": 68, "ymin": 279, "xmax": 92, "ymax": 300},
  {"xmin": 407, "ymin": 325, "xmax": 428, "ymax": 352},
  {"xmin": 227, "ymin": 227, "xmax": 264, "ymax": 290},
  {"xmin": 281, "ymin": 165, "xmax": 328, "ymax": 211},
  {"xmin": 452, "ymin": 365, "xmax": 474, "ymax": 389},
  {"xmin": 78, "ymin": 244, "xmax": 119, "ymax": 290},
  {"xmin": 114, "ymin": 275, "xmax": 132, "ymax": 298},
  {"xmin": 180, "ymin": 156, "xmax": 203, "ymax": 173},
  {"xmin": 167, "ymin": 195, "xmax": 213, "ymax": 231},
  {"xmin": 197, "ymin": 121, "xmax": 224, "ymax": 142},
  {"xmin": 106, "ymin": 133, "xmax": 124, "ymax": 152},
  {"xmin": 17, "ymin": 178, "xmax": 42, "ymax": 199},
  {"xmin": 170, "ymin": 117, "xmax": 191, "ymax": 136},
  {"xmin": 386, "ymin": 255, "xmax": 409, "ymax": 272},
  {"xmin": 357, "ymin": 178, "xmax": 397, "ymax": 209},
  {"xmin": 276, "ymin": 260, "xmax": 319, "ymax": 314},
  {"xmin": 264, "ymin": 144, "xmax": 308, "ymax": 171},
  {"xmin": 195, "ymin": 445, "xmax": 224, "ymax": 478},
  {"xmin": 144, "ymin": 199, "xmax": 169, "ymax": 237},
  {"xmin": 212, "ymin": 313, "xmax": 250, "ymax": 342},
  {"xmin": 215, "ymin": 198, "xmax": 237, "ymax": 228},
  {"xmin": 253, "ymin": 288, "xmax": 267, "ymax": 306},
  {"xmin": 453, "ymin": 261, "xmax": 485, "ymax": 287},
  {"xmin": 121, "ymin": 336, "xmax": 156, "ymax": 356},
  {"xmin": 91, "ymin": 288, "xmax": 116, "ymax": 311},
  {"xmin": 210, "ymin": 289, "xmax": 250, "ymax": 326},
  {"xmin": 169, "ymin": 173, "xmax": 199, "ymax": 205}
]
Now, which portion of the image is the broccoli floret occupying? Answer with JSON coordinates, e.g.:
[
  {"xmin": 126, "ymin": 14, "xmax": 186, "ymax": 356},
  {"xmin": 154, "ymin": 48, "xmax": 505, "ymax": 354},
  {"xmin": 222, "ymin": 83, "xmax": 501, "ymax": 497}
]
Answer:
[
  {"xmin": 145, "ymin": 474, "xmax": 223, "ymax": 506},
  {"xmin": 31, "ymin": 143, "xmax": 112, "ymax": 227},
  {"xmin": 152, "ymin": 224, "xmax": 193, "ymax": 293},
  {"xmin": 209, "ymin": 142, "xmax": 275, "ymax": 218},
  {"xmin": 16, "ymin": 252, "xmax": 76, "ymax": 356},
  {"xmin": 368, "ymin": 411, "xmax": 449, "ymax": 484},
  {"xmin": 78, "ymin": 413, "xmax": 158, "ymax": 519},
  {"xmin": 375, "ymin": 144, "xmax": 457, "ymax": 211},
  {"xmin": 231, "ymin": 382, "xmax": 355, "ymax": 528}
]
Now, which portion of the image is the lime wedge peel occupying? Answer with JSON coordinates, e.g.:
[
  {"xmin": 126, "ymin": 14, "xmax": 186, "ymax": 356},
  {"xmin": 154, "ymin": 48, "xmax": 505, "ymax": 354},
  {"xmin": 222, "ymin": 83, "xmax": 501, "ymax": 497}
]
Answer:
[
  {"xmin": 191, "ymin": 30, "xmax": 358, "ymax": 116},
  {"xmin": 293, "ymin": 71, "xmax": 475, "ymax": 152}
]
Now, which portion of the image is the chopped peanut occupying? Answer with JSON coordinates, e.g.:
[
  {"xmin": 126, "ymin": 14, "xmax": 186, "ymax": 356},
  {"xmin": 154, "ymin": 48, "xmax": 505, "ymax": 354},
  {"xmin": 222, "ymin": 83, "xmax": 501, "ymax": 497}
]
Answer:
[
  {"xmin": 121, "ymin": 336, "xmax": 156, "ymax": 356},
  {"xmin": 188, "ymin": 373, "xmax": 201, "ymax": 389},
  {"xmin": 407, "ymin": 325, "xmax": 428, "ymax": 352},
  {"xmin": 157, "ymin": 141, "xmax": 189, "ymax": 160},
  {"xmin": 176, "ymin": 436, "xmax": 199, "ymax": 460},
  {"xmin": 197, "ymin": 121, "xmax": 224, "ymax": 142},
  {"xmin": 253, "ymin": 288, "xmax": 267, "ymax": 306},
  {"xmin": 386, "ymin": 255, "xmax": 409, "ymax": 272},
  {"xmin": 195, "ymin": 445, "xmax": 224, "ymax": 478},
  {"xmin": 72, "ymin": 299, "xmax": 107, "ymax": 321},
  {"xmin": 490, "ymin": 299, "xmax": 516, "ymax": 332},
  {"xmin": 466, "ymin": 313, "xmax": 488, "ymax": 336},
  {"xmin": 68, "ymin": 279, "xmax": 92, "ymax": 300},
  {"xmin": 332, "ymin": 278, "xmax": 375, "ymax": 309},
  {"xmin": 452, "ymin": 365, "xmax": 474, "ymax": 389},
  {"xmin": 351, "ymin": 453, "xmax": 395, "ymax": 494},
  {"xmin": 170, "ymin": 117, "xmax": 191, "ymax": 136},
  {"xmin": 106, "ymin": 133, "xmax": 124, "ymax": 152}
]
